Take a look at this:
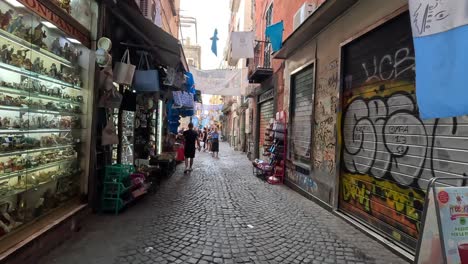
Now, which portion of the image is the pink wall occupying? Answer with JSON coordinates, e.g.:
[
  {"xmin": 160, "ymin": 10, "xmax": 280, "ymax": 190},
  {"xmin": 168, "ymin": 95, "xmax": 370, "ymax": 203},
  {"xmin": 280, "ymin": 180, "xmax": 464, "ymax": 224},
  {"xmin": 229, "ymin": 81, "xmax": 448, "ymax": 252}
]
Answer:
[{"xmin": 253, "ymin": 0, "xmax": 327, "ymax": 110}]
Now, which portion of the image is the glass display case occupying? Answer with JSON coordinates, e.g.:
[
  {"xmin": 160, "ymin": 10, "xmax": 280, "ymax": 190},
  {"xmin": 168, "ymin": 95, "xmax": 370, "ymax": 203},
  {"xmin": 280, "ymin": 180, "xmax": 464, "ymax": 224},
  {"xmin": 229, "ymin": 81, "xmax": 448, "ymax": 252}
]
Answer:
[
  {"xmin": 0, "ymin": 0, "xmax": 92, "ymax": 239},
  {"xmin": 121, "ymin": 110, "xmax": 134, "ymax": 165}
]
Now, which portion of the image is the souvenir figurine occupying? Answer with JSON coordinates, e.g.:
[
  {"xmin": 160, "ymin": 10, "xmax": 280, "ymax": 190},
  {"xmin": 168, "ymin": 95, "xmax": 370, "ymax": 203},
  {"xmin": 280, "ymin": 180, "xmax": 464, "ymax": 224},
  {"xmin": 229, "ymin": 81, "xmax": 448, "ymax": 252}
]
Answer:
[
  {"xmin": 22, "ymin": 58, "xmax": 32, "ymax": 70},
  {"xmin": 32, "ymin": 57, "xmax": 42, "ymax": 73},
  {"xmin": 0, "ymin": 45, "xmax": 10, "ymax": 63},
  {"xmin": 70, "ymin": 47, "xmax": 82, "ymax": 64},
  {"xmin": 49, "ymin": 63, "xmax": 58, "ymax": 78},
  {"xmin": 59, "ymin": 0, "xmax": 71, "ymax": 14},
  {"xmin": 10, "ymin": 49, "xmax": 29, "ymax": 68},
  {"xmin": 32, "ymin": 24, "xmax": 47, "ymax": 48},
  {"xmin": 15, "ymin": 25, "xmax": 31, "ymax": 41},
  {"xmin": 0, "ymin": 10, "xmax": 14, "ymax": 30},
  {"xmin": 7, "ymin": 14, "xmax": 23, "ymax": 34},
  {"xmin": 63, "ymin": 43, "xmax": 71, "ymax": 61},
  {"xmin": 51, "ymin": 37, "xmax": 61, "ymax": 56}
]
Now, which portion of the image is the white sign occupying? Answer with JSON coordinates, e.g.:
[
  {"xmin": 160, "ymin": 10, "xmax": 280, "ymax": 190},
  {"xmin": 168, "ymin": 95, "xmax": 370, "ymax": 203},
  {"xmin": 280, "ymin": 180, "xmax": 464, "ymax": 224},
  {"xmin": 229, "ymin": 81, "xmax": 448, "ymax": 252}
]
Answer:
[
  {"xmin": 191, "ymin": 68, "xmax": 248, "ymax": 96},
  {"xmin": 409, "ymin": 0, "xmax": 468, "ymax": 37}
]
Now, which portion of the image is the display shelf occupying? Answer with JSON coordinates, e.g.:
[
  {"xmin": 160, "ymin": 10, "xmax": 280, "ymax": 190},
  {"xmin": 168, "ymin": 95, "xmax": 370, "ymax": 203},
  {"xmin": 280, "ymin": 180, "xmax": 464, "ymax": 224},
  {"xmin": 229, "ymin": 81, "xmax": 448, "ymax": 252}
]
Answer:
[
  {"xmin": 0, "ymin": 159, "xmax": 75, "ymax": 181},
  {"xmin": 0, "ymin": 144, "xmax": 75, "ymax": 158},
  {"xmin": 0, "ymin": 63, "xmax": 81, "ymax": 90},
  {"xmin": 0, "ymin": 29, "xmax": 74, "ymax": 68},
  {"xmin": 0, "ymin": 129, "xmax": 72, "ymax": 134},
  {"xmin": 0, "ymin": 86, "xmax": 83, "ymax": 106},
  {"xmin": 0, "ymin": 105, "xmax": 83, "ymax": 116},
  {"xmin": 0, "ymin": 171, "xmax": 79, "ymax": 201}
]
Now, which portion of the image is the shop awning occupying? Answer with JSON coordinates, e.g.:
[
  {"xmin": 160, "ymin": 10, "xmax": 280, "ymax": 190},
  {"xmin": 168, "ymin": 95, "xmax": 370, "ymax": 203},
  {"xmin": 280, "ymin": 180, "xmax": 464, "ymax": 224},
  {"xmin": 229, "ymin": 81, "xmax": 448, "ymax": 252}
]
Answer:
[
  {"xmin": 107, "ymin": 0, "xmax": 187, "ymax": 70},
  {"xmin": 273, "ymin": 0, "xmax": 358, "ymax": 59}
]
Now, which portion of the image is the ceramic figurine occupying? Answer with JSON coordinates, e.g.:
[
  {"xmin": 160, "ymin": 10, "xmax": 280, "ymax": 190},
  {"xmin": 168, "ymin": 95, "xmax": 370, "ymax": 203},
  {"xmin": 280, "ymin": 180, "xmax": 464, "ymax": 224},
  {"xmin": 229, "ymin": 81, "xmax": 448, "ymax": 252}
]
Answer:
[
  {"xmin": 0, "ymin": 45, "xmax": 9, "ymax": 63},
  {"xmin": 70, "ymin": 47, "xmax": 82, "ymax": 64},
  {"xmin": 63, "ymin": 43, "xmax": 71, "ymax": 61},
  {"xmin": 22, "ymin": 58, "xmax": 32, "ymax": 70},
  {"xmin": 59, "ymin": 0, "xmax": 71, "ymax": 14},
  {"xmin": 0, "ymin": 10, "xmax": 14, "ymax": 30},
  {"xmin": 32, "ymin": 24, "xmax": 47, "ymax": 48},
  {"xmin": 32, "ymin": 57, "xmax": 42, "ymax": 73},
  {"xmin": 49, "ymin": 63, "xmax": 58, "ymax": 78},
  {"xmin": 7, "ymin": 14, "xmax": 23, "ymax": 34},
  {"xmin": 15, "ymin": 26, "xmax": 31, "ymax": 41},
  {"xmin": 51, "ymin": 37, "xmax": 61, "ymax": 56},
  {"xmin": 10, "ymin": 49, "xmax": 28, "ymax": 68}
]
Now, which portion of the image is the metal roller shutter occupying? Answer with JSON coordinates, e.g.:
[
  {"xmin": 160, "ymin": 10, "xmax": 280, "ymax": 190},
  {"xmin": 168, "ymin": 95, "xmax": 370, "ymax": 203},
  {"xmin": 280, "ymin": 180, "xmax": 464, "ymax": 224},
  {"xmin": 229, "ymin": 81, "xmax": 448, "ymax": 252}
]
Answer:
[
  {"xmin": 290, "ymin": 66, "xmax": 314, "ymax": 164},
  {"xmin": 258, "ymin": 99, "xmax": 274, "ymax": 157},
  {"xmin": 340, "ymin": 11, "xmax": 468, "ymax": 250},
  {"xmin": 340, "ymin": 12, "xmax": 424, "ymax": 250}
]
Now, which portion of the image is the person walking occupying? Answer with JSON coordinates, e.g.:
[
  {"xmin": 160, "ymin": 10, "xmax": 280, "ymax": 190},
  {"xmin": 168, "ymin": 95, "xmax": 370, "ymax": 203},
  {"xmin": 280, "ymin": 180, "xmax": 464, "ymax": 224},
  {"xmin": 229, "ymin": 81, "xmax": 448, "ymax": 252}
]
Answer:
[
  {"xmin": 183, "ymin": 123, "xmax": 200, "ymax": 173},
  {"xmin": 207, "ymin": 128, "xmax": 213, "ymax": 153},
  {"xmin": 211, "ymin": 127, "xmax": 220, "ymax": 158},
  {"xmin": 202, "ymin": 127, "xmax": 208, "ymax": 152}
]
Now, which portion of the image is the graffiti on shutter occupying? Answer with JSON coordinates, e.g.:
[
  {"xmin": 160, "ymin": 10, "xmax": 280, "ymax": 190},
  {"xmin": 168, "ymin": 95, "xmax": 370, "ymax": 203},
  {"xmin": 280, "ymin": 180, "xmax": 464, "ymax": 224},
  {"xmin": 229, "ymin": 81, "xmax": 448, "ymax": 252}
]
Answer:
[{"xmin": 339, "ymin": 12, "xmax": 468, "ymax": 249}]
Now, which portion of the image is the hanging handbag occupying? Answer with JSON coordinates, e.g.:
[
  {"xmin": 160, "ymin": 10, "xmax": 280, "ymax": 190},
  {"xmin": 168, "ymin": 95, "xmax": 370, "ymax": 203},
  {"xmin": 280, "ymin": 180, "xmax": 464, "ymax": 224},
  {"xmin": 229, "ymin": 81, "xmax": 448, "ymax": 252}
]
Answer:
[
  {"xmin": 133, "ymin": 53, "xmax": 160, "ymax": 92},
  {"xmin": 172, "ymin": 91, "xmax": 183, "ymax": 108},
  {"xmin": 121, "ymin": 88, "xmax": 137, "ymax": 111},
  {"xmin": 113, "ymin": 49, "xmax": 136, "ymax": 85},
  {"xmin": 98, "ymin": 66, "xmax": 114, "ymax": 91},
  {"xmin": 98, "ymin": 88, "xmax": 122, "ymax": 109},
  {"xmin": 101, "ymin": 118, "xmax": 119, "ymax": 145}
]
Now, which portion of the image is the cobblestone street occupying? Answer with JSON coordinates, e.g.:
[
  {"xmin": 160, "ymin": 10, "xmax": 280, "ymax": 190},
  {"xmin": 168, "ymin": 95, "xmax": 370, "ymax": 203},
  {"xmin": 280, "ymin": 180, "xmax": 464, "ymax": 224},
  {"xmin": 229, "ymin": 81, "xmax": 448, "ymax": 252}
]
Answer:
[{"xmin": 40, "ymin": 143, "xmax": 408, "ymax": 264}]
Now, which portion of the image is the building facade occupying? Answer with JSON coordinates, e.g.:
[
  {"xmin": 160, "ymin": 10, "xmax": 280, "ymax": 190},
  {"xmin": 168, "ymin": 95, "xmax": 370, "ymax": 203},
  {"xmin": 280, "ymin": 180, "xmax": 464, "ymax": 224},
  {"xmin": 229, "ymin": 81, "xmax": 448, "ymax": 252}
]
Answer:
[
  {"xmin": 223, "ymin": 0, "xmax": 254, "ymax": 151},
  {"xmin": 183, "ymin": 37, "xmax": 201, "ymax": 69},
  {"xmin": 244, "ymin": 0, "xmax": 468, "ymax": 259}
]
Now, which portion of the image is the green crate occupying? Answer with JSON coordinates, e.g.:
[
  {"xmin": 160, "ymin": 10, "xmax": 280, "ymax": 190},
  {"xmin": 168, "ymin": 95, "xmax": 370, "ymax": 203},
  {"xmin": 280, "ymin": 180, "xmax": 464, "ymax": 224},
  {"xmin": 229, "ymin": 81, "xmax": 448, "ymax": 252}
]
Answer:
[
  {"xmin": 102, "ymin": 182, "xmax": 130, "ymax": 198},
  {"xmin": 104, "ymin": 164, "xmax": 134, "ymax": 183},
  {"xmin": 101, "ymin": 198, "xmax": 126, "ymax": 215}
]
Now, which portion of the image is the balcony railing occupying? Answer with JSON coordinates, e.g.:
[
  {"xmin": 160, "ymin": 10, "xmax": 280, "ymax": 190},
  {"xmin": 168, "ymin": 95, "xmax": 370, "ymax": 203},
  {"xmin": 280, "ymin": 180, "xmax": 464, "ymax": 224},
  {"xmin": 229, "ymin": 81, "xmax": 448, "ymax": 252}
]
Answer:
[{"xmin": 247, "ymin": 41, "xmax": 273, "ymax": 83}]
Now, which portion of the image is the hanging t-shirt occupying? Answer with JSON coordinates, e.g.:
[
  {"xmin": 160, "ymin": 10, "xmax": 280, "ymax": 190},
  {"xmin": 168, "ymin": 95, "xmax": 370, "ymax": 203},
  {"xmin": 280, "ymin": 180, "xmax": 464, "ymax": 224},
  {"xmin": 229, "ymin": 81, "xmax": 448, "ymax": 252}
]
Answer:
[{"xmin": 265, "ymin": 21, "xmax": 284, "ymax": 52}]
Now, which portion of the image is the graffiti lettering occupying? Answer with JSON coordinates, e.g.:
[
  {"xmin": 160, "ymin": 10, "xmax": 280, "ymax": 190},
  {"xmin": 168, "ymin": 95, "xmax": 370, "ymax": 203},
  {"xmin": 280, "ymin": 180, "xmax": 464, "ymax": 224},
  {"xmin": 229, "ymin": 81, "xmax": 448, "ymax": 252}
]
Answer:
[
  {"xmin": 341, "ymin": 173, "xmax": 423, "ymax": 237},
  {"xmin": 362, "ymin": 48, "xmax": 415, "ymax": 83},
  {"xmin": 343, "ymin": 91, "xmax": 428, "ymax": 186}
]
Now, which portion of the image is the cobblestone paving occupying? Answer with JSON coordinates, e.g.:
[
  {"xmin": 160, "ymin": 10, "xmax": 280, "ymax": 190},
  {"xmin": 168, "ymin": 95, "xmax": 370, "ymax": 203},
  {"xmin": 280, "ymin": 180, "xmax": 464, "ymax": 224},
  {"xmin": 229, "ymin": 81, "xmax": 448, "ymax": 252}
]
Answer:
[{"xmin": 41, "ymin": 143, "xmax": 408, "ymax": 264}]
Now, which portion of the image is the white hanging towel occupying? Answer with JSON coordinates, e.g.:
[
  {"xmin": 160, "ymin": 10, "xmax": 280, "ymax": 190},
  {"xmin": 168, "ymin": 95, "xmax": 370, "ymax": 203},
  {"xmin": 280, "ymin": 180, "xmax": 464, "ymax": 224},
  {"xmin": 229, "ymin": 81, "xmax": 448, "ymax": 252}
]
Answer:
[{"xmin": 231, "ymin": 31, "xmax": 255, "ymax": 60}]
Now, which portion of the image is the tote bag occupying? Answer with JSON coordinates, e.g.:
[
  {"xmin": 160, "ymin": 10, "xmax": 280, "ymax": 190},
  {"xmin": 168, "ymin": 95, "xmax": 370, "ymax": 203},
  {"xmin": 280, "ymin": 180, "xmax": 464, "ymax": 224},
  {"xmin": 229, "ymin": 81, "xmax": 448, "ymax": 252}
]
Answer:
[
  {"xmin": 102, "ymin": 119, "xmax": 119, "ymax": 145},
  {"xmin": 133, "ymin": 53, "xmax": 160, "ymax": 92},
  {"xmin": 98, "ymin": 88, "xmax": 122, "ymax": 109},
  {"xmin": 113, "ymin": 49, "xmax": 135, "ymax": 85}
]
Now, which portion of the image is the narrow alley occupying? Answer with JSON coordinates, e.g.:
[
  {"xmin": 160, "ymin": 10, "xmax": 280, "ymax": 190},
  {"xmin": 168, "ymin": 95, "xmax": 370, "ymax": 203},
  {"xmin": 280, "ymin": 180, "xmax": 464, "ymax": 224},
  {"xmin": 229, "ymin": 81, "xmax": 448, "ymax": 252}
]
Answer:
[{"xmin": 40, "ymin": 143, "xmax": 407, "ymax": 264}]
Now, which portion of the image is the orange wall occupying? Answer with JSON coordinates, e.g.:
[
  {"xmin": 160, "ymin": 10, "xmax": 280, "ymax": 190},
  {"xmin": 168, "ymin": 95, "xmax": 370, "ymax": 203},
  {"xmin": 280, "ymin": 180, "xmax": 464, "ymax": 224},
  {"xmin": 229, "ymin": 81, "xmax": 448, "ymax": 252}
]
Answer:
[
  {"xmin": 253, "ymin": 0, "xmax": 327, "ymax": 110},
  {"xmin": 160, "ymin": 0, "xmax": 180, "ymax": 38}
]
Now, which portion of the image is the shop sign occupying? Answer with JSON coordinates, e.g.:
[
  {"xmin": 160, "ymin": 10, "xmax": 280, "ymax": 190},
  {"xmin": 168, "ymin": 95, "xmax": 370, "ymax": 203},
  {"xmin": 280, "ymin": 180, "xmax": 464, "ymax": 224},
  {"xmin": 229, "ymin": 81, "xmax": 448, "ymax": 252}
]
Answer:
[
  {"xmin": 417, "ymin": 186, "xmax": 468, "ymax": 264},
  {"xmin": 259, "ymin": 89, "xmax": 274, "ymax": 103},
  {"xmin": 17, "ymin": 0, "xmax": 91, "ymax": 47}
]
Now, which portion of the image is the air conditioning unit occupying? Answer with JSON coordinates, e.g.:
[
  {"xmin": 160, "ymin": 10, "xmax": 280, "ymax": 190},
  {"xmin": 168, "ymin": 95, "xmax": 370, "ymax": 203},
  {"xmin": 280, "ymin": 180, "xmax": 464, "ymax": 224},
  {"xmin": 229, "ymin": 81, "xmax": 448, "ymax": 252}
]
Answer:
[
  {"xmin": 293, "ymin": 2, "xmax": 318, "ymax": 31},
  {"xmin": 139, "ymin": 0, "xmax": 157, "ymax": 22}
]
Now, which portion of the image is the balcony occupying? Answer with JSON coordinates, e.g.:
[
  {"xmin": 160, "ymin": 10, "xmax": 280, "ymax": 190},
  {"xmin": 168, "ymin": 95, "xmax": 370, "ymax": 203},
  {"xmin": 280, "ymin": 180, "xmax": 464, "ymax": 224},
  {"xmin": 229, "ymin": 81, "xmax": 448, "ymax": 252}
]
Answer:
[{"xmin": 248, "ymin": 41, "xmax": 273, "ymax": 83}]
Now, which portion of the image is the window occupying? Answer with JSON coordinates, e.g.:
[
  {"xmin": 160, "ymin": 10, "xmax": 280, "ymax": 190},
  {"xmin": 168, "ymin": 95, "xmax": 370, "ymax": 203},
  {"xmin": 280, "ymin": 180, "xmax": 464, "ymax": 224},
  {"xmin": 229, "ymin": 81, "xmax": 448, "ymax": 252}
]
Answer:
[
  {"xmin": 264, "ymin": 3, "xmax": 273, "ymax": 68},
  {"xmin": 187, "ymin": 58, "xmax": 195, "ymax": 66}
]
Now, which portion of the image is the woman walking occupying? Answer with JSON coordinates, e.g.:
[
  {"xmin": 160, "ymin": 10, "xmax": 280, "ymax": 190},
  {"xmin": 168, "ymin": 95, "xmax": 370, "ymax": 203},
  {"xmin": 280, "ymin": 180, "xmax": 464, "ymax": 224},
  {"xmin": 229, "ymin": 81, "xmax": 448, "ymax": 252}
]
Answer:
[
  {"xmin": 202, "ymin": 127, "xmax": 208, "ymax": 152},
  {"xmin": 211, "ymin": 127, "xmax": 220, "ymax": 158}
]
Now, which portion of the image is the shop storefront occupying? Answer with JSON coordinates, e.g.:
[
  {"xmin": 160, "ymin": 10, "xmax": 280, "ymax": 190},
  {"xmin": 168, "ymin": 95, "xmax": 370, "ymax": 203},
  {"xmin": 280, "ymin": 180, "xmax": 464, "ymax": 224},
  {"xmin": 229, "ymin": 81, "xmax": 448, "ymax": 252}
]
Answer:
[
  {"xmin": 84, "ymin": 0, "xmax": 195, "ymax": 216},
  {"xmin": 257, "ymin": 89, "xmax": 274, "ymax": 158},
  {"xmin": 0, "ymin": 0, "xmax": 98, "ymax": 261},
  {"xmin": 287, "ymin": 64, "xmax": 314, "ymax": 189},
  {"xmin": 339, "ymin": 12, "xmax": 421, "ymax": 251}
]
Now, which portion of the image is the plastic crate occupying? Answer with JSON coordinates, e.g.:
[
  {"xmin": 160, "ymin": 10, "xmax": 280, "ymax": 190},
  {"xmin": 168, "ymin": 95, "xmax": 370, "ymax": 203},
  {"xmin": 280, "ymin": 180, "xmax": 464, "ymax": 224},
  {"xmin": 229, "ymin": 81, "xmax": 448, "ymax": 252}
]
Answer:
[
  {"xmin": 104, "ymin": 164, "xmax": 134, "ymax": 183},
  {"xmin": 102, "ymin": 182, "xmax": 130, "ymax": 198},
  {"xmin": 101, "ymin": 198, "xmax": 127, "ymax": 215}
]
